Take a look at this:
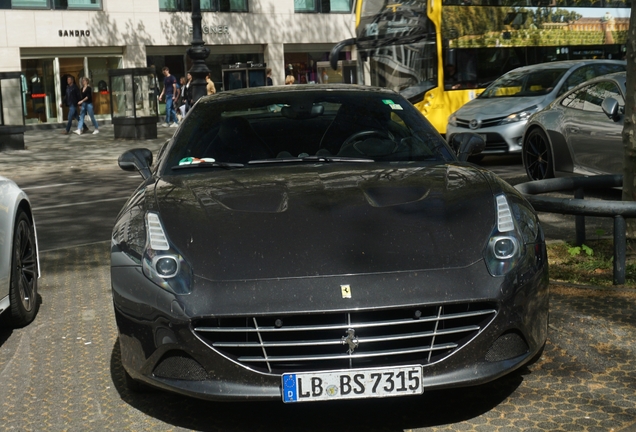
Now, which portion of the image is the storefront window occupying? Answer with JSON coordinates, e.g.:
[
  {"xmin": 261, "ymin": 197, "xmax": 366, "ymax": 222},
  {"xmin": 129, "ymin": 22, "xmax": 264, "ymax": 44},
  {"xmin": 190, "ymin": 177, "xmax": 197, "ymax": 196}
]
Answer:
[
  {"xmin": 21, "ymin": 59, "xmax": 57, "ymax": 124},
  {"xmin": 295, "ymin": 0, "xmax": 352, "ymax": 13},
  {"xmin": 284, "ymin": 50, "xmax": 353, "ymax": 84},
  {"xmin": 21, "ymin": 55, "xmax": 121, "ymax": 124},
  {"xmin": 285, "ymin": 53, "xmax": 320, "ymax": 84},
  {"xmin": 88, "ymin": 57, "xmax": 122, "ymax": 116}
]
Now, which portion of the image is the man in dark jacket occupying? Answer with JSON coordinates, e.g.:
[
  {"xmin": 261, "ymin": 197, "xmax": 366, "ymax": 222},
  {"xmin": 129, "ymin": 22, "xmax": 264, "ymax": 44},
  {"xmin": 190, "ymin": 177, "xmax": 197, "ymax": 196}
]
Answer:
[{"xmin": 60, "ymin": 76, "xmax": 85, "ymax": 134}]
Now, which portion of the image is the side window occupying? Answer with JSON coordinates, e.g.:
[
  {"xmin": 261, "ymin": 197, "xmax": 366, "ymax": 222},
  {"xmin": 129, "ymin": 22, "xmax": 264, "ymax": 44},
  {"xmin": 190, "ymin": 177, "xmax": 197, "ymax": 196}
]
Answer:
[
  {"xmin": 562, "ymin": 81, "xmax": 623, "ymax": 114},
  {"xmin": 583, "ymin": 81, "xmax": 624, "ymax": 113},
  {"xmin": 559, "ymin": 65, "xmax": 595, "ymax": 96},
  {"xmin": 561, "ymin": 85, "xmax": 590, "ymax": 111}
]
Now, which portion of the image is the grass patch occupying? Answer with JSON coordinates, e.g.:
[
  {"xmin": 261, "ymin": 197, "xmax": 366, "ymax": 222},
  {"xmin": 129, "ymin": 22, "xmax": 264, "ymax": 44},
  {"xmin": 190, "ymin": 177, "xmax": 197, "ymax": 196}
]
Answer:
[{"xmin": 547, "ymin": 239, "xmax": 636, "ymax": 288}]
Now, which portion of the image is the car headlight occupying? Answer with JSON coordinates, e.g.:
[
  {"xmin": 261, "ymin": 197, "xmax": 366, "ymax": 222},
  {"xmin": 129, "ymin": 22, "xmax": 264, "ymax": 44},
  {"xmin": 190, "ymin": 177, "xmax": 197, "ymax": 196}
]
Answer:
[
  {"xmin": 500, "ymin": 106, "xmax": 538, "ymax": 125},
  {"xmin": 142, "ymin": 211, "xmax": 193, "ymax": 294},
  {"xmin": 448, "ymin": 114, "xmax": 458, "ymax": 127},
  {"xmin": 484, "ymin": 194, "xmax": 523, "ymax": 277}
]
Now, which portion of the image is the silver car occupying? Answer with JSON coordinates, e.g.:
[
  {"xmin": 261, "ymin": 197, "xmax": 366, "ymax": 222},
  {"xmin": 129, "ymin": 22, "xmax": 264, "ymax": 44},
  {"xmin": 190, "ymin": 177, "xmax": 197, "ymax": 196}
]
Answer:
[
  {"xmin": 0, "ymin": 176, "xmax": 39, "ymax": 328},
  {"xmin": 522, "ymin": 72, "xmax": 626, "ymax": 181},
  {"xmin": 447, "ymin": 60, "xmax": 625, "ymax": 155}
]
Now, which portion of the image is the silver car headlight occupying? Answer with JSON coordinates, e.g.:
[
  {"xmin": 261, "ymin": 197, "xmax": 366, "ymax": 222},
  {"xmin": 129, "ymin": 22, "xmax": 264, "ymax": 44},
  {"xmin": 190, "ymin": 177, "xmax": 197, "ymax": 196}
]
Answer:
[
  {"xmin": 142, "ymin": 211, "xmax": 193, "ymax": 294},
  {"xmin": 485, "ymin": 194, "xmax": 523, "ymax": 277},
  {"xmin": 500, "ymin": 106, "xmax": 538, "ymax": 125}
]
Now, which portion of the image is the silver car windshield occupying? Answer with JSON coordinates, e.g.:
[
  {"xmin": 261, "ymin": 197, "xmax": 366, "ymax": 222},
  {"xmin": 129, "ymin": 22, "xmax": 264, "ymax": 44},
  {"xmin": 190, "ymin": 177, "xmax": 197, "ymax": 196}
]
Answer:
[{"xmin": 479, "ymin": 68, "xmax": 569, "ymax": 98}]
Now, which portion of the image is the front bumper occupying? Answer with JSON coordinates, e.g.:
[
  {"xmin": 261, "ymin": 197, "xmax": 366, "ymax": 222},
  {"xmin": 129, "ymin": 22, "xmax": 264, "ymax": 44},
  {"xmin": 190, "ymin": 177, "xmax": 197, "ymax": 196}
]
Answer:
[
  {"xmin": 112, "ymin": 250, "xmax": 548, "ymax": 401},
  {"xmin": 446, "ymin": 121, "xmax": 527, "ymax": 155}
]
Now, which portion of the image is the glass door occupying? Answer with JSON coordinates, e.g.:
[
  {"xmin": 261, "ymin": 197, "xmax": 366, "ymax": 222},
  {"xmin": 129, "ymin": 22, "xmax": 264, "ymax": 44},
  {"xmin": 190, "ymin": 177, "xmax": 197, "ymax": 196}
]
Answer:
[{"xmin": 58, "ymin": 57, "xmax": 85, "ymax": 123}]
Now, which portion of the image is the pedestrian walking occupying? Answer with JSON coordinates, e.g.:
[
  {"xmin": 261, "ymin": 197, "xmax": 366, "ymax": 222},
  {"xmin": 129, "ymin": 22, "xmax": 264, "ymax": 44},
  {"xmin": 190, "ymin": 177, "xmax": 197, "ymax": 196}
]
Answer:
[
  {"xmin": 60, "ymin": 76, "xmax": 82, "ymax": 135},
  {"xmin": 177, "ymin": 76, "xmax": 187, "ymax": 119},
  {"xmin": 206, "ymin": 73, "xmax": 216, "ymax": 95},
  {"xmin": 74, "ymin": 77, "xmax": 100, "ymax": 135},
  {"xmin": 158, "ymin": 67, "xmax": 179, "ymax": 128},
  {"xmin": 266, "ymin": 68, "xmax": 273, "ymax": 86},
  {"xmin": 183, "ymin": 72, "xmax": 193, "ymax": 114}
]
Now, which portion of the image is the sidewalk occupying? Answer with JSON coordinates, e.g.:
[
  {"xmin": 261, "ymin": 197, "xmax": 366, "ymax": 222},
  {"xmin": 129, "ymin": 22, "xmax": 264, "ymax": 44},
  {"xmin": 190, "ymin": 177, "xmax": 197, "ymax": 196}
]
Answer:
[{"xmin": 0, "ymin": 123, "xmax": 175, "ymax": 180}]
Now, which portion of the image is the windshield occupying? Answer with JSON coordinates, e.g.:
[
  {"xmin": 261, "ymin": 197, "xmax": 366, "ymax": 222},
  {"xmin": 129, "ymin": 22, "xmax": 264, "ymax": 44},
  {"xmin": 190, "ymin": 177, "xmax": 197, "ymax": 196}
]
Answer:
[
  {"xmin": 479, "ymin": 67, "xmax": 568, "ymax": 98},
  {"xmin": 162, "ymin": 89, "xmax": 451, "ymax": 175}
]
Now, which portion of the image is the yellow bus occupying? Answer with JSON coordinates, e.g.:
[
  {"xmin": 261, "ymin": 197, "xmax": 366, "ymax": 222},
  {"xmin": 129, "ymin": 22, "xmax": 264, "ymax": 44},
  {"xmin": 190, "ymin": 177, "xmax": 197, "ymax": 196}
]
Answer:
[{"xmin": 331, "ymin": 0, "xmax": 630, "ymax": 135}]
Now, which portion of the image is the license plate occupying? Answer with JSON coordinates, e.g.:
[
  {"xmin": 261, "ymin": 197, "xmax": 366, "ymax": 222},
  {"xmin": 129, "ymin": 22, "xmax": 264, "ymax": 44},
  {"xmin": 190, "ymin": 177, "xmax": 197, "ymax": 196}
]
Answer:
[
  {"xmin": 282, "ymin": 365, "xmax": 422, "ymax": 403},
  {"xmin": 478, "ymin": 133, "xmax": 487, "ymax": 142}
]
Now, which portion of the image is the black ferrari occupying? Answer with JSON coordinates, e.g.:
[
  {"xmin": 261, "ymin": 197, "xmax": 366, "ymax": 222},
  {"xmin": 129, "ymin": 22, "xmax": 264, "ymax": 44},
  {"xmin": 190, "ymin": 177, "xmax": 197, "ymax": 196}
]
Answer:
[{"xmin": 111, "ymin": 84, "xmax": 548, "ymax": 402}]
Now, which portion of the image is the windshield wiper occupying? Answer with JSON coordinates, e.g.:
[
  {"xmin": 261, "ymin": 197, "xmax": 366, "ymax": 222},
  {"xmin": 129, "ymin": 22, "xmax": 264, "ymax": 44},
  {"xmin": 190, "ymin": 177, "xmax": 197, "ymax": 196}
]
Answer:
[
  {"xmin": 249, "ymin": 156, "xmax": 374, "ymax": 165},
  {"xmin": 172, "ymin": 162, "xmax": 244, "ymax": 170}
]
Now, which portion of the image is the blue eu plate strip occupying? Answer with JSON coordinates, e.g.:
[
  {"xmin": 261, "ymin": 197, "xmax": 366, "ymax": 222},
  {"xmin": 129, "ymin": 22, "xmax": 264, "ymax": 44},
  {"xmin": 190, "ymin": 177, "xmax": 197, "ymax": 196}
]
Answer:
[{"xmin": 282, "ymin": 374, "xmax": 297, "ymax": 403}]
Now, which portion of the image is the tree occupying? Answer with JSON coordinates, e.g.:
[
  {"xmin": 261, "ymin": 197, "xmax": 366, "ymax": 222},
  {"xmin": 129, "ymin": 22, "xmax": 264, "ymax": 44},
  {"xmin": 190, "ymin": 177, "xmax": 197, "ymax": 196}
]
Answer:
[{"xmin": 623, "ymin": 3, "xmax": 636, "ymax": 237}]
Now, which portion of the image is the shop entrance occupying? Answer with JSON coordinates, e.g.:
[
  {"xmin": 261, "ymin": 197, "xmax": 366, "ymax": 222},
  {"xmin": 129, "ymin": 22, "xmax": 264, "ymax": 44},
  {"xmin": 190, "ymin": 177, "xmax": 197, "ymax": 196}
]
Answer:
[{"xmin": 58, "ymin": 57, "xmax": 84, "ymax": 123}]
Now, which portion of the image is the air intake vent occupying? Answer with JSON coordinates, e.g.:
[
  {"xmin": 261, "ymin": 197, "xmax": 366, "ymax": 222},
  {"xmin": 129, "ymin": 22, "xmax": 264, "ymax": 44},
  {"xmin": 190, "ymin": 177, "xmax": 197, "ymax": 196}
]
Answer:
[
  {"xmin": 485, "ymin": 332, "xmax": 528, "ymax": 362},
  {"xmin": 153, "ymin": 352, "xmax": 209, "ymax": 380}
]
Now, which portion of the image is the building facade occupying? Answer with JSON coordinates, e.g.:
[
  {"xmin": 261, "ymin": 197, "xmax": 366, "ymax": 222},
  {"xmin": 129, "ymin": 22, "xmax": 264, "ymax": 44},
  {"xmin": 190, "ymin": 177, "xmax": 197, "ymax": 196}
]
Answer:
[{"xmin": 0, "ymin": 0, "xmax": 356, "ymax": 125}]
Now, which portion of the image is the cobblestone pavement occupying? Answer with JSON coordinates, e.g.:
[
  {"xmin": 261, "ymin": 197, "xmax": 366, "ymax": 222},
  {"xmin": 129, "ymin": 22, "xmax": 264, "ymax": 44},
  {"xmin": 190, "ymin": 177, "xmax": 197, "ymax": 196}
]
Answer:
[
  {"xmin": 0, "ymin": 124, "xmax": 172, "ymax": 180},
  {"xmin": 0, "ymin": 242, "xmax": 635, "ymax": 431}
]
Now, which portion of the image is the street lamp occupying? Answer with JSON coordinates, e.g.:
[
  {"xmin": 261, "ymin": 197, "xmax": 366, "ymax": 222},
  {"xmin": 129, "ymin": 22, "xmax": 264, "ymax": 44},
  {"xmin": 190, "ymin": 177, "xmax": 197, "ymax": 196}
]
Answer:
[{"xmin": 187, "ymin": 0, "xmax": 210, "ymax": 104}]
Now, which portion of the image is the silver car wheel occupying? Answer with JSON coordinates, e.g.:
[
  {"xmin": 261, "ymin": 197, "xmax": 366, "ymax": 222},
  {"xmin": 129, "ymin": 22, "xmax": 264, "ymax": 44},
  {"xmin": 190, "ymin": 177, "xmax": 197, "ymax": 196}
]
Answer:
[
  {"xmin": 523, "ymin": 128, "xmax": 554, "ymax": 181},
  {"xmin": 3, "ymin": 210, "xmax": 39, "ymax": 328}
]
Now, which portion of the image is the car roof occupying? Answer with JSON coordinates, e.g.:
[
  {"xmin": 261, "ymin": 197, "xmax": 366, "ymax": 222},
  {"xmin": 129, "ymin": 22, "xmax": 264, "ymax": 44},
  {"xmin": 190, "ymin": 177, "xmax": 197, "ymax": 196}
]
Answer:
[
  {"xmin": 508, "ymin": 59, "xmax": 626, "ymax": 74},
  {"xmin": 557, "ymin": 71, "xmax": 627, "ymax": 100},
  {"xmin": 199, "ymin": 84, "xmax": 400, "ymax": 102}
]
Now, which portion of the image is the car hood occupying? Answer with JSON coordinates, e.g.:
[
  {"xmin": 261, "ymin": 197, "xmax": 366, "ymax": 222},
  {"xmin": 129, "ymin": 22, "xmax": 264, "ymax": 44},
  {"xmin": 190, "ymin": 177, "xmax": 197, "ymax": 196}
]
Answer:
[
  {"xmin": 153, "ymin": 164, "xmax": 496, "ymax": 281},
  {"xmin": 455, "ymin": 95, "xmax": 548, "ymax": 119}
]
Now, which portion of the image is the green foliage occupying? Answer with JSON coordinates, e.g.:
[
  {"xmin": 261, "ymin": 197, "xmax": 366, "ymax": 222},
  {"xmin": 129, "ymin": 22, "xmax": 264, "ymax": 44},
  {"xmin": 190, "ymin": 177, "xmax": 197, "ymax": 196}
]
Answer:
[
  {"xmin": 568, "ymin": 244, "xmax": 593, "ymax": 257},
  {"xmin": 548, "ymin": 239, "xmax": 636, "ymax": 288}
]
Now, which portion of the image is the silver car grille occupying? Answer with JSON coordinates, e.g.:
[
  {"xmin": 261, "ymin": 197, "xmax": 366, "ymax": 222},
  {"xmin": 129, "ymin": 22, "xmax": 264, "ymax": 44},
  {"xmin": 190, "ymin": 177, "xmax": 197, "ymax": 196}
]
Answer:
[
  {"xmin": 193, "ymin": 303, "xmax": 497, "ymax": 374},
  {"xmin": 455, "ymin": 117, "xmax": 507, "ymax": 130}
]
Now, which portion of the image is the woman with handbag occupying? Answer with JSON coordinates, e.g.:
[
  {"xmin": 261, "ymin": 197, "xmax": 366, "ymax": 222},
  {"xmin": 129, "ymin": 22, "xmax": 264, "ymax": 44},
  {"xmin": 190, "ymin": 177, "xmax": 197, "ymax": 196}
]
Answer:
[{"xmin": 74, "ymin": 77, "xmax": 100, "ymax": 135}]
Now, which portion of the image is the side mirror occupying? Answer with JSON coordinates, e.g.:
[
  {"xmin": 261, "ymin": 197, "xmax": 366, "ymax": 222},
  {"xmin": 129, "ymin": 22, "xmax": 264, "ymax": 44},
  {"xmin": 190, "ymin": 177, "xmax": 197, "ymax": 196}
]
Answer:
[
  {"xmin": 450, "ymin": 133, "xmax": 486, "ymax": 162},
  {"xmin": 119, "ymin": 148, "xmax": 153, "ymax": 180},
  {"xmin": 602, "ymin": 97, "xmax": 621, "ymax": 122}
]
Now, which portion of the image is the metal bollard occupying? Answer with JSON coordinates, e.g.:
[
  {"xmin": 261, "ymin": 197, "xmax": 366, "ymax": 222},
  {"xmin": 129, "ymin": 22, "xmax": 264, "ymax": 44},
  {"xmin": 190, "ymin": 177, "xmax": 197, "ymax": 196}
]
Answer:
[
  {"xmin": 614, "ymin": 215, "xmax": 626, "ymax": 285},
  {"xmin": 574, "ymin": 188, "xmax": 585, "ymax": 246}
]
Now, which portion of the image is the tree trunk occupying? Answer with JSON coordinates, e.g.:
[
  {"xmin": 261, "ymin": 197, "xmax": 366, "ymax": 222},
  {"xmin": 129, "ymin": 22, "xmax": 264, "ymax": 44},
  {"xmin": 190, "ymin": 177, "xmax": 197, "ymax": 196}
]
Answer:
[{"xmin": 622, "ymin": 3, "xmax": 636, "ymax": 238}]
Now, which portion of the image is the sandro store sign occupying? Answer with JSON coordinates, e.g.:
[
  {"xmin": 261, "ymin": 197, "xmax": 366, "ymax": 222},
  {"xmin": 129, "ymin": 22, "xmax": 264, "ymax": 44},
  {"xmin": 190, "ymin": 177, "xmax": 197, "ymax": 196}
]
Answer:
[{"xmin": 59, "ymin": 29, "xmax": 91, "ymax": 37}]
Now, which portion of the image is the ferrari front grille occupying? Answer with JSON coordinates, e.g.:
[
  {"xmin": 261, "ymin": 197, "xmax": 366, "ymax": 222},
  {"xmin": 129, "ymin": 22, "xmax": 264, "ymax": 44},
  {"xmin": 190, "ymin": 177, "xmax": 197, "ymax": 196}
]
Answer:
[{"xmin": 192, "ymin": 303, "xmax": 497, "ymax": 374}]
